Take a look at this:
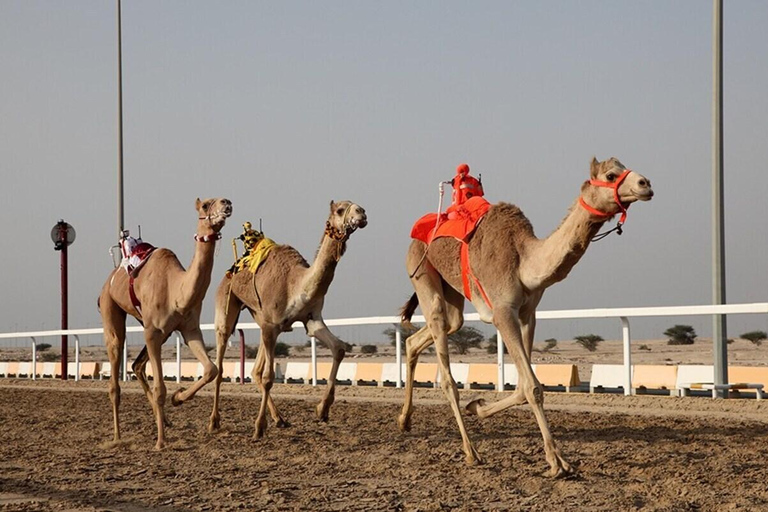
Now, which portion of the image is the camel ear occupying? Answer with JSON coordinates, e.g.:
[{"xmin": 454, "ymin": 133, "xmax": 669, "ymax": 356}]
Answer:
[
  {"xmin": 195, "ymin": 198, "xmax": 202, "ymax": 210},
  {"xmin": 590, "ymin": 157, "xmax": 600, "ymax": 178},
  {"xmin": 329, "ymin": 200, "xmax": 335, "ymax": 213}
]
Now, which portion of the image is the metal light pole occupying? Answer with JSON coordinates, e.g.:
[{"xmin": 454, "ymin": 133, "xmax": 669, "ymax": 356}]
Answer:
[
  {"xmin": 117, "ymin": 0, "xmax": 125, "ymax": 237},
  {"xmin": 712, "ymin": 0, "xmax": 728, "ymax": 396}
]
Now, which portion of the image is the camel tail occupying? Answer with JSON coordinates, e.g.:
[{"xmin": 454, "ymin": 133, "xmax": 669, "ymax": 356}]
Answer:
[
  {"xmin": 400, "ymin": 293, "xmax": 419, "ymax": 329},
  {"xmin": 96, "ymin": 296, "xmax": 101, "ymax": 313}
]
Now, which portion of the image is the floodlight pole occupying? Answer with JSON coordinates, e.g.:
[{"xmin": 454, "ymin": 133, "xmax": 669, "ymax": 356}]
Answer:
[
  {"xmin": 59, "ymin": 222, "xmax": 68, "ymax": 380},
  {"xmin": 712, "ymin": 0, "xmax": 728, "ymax": 397},
  {"xmin": 117, "ymin": 0, "xmax": 125, "ymax": 238}
]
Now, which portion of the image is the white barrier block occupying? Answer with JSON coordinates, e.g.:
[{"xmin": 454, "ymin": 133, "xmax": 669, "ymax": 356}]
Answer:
[
  {"xmin": 18, "ymin": 362, "xmax": 33, "ymax": 377},
  {"xmin": 590, "ymin": 364, "xmax": 632, "ymax": 392},
  {"xmin": 162, "ymin": 362, "xmax": 179, "ymax": 380},
  {"xmin": 284, "ymin": 362, "xmax": 310, "ymax": 382},
  {"xmin": 0, "ymin": 362, "xmax": 6, "ymax": 377},
  {"xmin": 436, "ymin": 363, "xmax": 470, "ymax": 385},
  {"xmin": 336, "ymin": 362, "xmax": 357, "ymax": 382},
  {"xmin": 503, "ymin": 363, "xmax": 521, "ymax": 387},
  {"xmin": 676, "ymin": 365, "xmax": 714, "ymax": 394},
  {"xmin": 381, "ymin": 363, "xmax": 407, "ymax": 385}
]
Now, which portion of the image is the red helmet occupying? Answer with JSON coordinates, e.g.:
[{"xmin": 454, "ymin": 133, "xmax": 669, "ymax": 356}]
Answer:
[{"xmin": 456, "ymin": 163, "xmax": 470, "ymax": 176}]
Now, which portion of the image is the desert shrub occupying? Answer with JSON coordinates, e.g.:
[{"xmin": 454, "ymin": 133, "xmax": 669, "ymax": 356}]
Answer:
[
  {"xmin": 40, "ymin": 352, "xmax": 59, "ymax": 362},
  {"xmin": 665, "ymin": 325, "xmax": 697, "ymax": 345},
  {"xmin": 244, "ymin": 345, "xmax": 258, "ymax": 359},
  {"xmin": 638, "ymin": 344, "xmax": 651, "ymax": 351},
  {"xmin": 543, "ymin": 339, "xmax": 558, "ymax": 352},
  {"xmin": 275, "ymin": 342, "xmax": 290, "ymax": 357},
  {"xmin": 486, "ymin": 334, "xmax": 508, "ymax": 354},
  {"xmin": 293, "ymin": 345, "xmax": 306, "ymax": 353},
  {"xmin": 342, "ymin": 341, "xmax": 353, "ymax": 353},
  {"xmin": 37, "ymin": 343, "xmax": 52, "ymax": 352},
  {"xmin": 574, "ymin": 334, "xmax": 603, "ymax": 352},
  {"xmin": 741, "ymin": 331, "xmax": 767, "ymax": 346},
  {"xmin": 360, "ymin": 344, "xmax": 377, "ymax": 354},
  {"xmin": 449, "ymin": 327, "xmax": 485, "ymax": 355}
]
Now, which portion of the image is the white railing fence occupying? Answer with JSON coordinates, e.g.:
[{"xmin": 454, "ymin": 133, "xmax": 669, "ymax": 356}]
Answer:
[{"xmin": 1, "ymin": 303, "xmax": 766, "ymax": 395}]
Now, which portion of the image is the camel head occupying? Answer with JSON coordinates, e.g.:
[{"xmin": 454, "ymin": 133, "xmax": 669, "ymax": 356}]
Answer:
[
  {"xmin": 327, "ymin": 200, "xmax": 368, "ymax": 239},
  {"xmin": 195, "ymin": 197, "xmax": 233, "ymax": 233},
  {"xmin": 582, "ymin": 157, "xmax": 653, "ymax": 218}
]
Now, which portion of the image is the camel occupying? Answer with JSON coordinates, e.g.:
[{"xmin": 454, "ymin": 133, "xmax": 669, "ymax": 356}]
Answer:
[
  {"xmin": 208, "ymin": 200, "xmax": 368, "ymax": 438},
  {"xmin": 98, "ymin": 197, "xmax": 233, "ymax": 450},
  {"xmin": 399, "ymin": 157, "xmax": 653, "ymax": 476}
]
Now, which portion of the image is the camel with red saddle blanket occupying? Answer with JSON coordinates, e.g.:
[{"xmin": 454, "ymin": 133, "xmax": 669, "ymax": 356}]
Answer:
[
  {"xmin": 98, "ymin": 197, "xmax": 232, "ymax": 450},
  {"xmin": 208, "ymin": 200, "xmax": 368, "ymax": 438},
  {"xmin": 400, "ymin": 157, "xmax": 653, "ymax": 476}
]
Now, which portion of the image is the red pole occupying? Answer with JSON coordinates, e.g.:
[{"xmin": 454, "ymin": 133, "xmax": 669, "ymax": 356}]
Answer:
[
  {"xmin": 59, "ymin": 222, "xmax": 68, "ymax": 380},
  {"xmin": 239, "ymin": 329, "xmax": 245, "ymax": 384}
]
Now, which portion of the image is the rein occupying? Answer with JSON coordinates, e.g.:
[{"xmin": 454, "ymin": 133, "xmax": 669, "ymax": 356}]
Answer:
[{"xmin": 579, "ymin": 169, "xmax": 632, "ymax": 242}]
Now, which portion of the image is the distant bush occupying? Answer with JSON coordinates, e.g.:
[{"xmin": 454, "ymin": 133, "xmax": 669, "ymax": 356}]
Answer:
[
  {"xmin": 543, "ymin": 339, "xmax": 558, "ymax": 352},
  {"xmin": 40, "ymin": 352, "xmax": 59, "ymax": 362},
  {"xmin": 741, "ymin": 331, "xmax": 767, "ymax": 347},
  {"xmin": 342, "ymin": 341, "xmax": 353, "ymax": 353},
  {"xmin": 360, "ymin": 344, "xmax": 377, "ymax": 354},
  {"xmin": 574, "ymin": 334, "xmax": 603, "ymax": 352},
  {"xmin": 638, "ymin": 344, "xmax": 651, "ymax": 351},
  {"xmin": 244, "ymin": 345, "xmax": 258, "ymax": 359},
  {"xmin": 486, "ymin": 334, "xmax": 508, "ymax": 354},
  {"xmin": 665, "ymin": 325, "xmax": 696, "ymax": 345},
  {"xmin": 37, "ymin": 343, "xmax": 52, "ymax": 352},
  {"xmin": 293, "ymin": 345, "xmax": 306, "ymax": 353},
  {"xmin": 275, "ymin": 342, "xmax": 290, "ymax": 357},
  {"xmin": 449, "ymin": 327, "xmax": 485, "ymax": 355}
]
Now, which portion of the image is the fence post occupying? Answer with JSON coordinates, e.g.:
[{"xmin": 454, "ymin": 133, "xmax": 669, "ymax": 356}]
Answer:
[
  {"xmin": 30, "ymin": 337, "xmax": 36, "ymax": 381},
  {"xmin": 122, "ymin": 339, "xmax": 129, "ymax": 382},
  {"xmin": 621, "ymin": 317, "xmax": 632, "ymax": 396},
  {"xmin": 396, "ymin": 329, "xmax": 403, "ymax": 388},
  {"xmin": 238, "ymin": 329, "xmax": 245, "ymax": 385},
  {"xmin": 74, "ymin": 335, "xmax": 80, "ymax": 382},
  {"xmin": 311, "ymin": 336, "xmax": 317, "ymax": 386},
  {"xmin": 496, "ymin": 330, "xmax": 504, "ymax": 391},
  {"xmin": 176, "ymin": 334, "xmax": 181, "ymax": 384}
]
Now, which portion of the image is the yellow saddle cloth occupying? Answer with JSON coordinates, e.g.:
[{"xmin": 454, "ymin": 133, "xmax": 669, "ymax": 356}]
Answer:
[{"xmin": 234, "ymin": 237, "xmax": 276, "ymax": 275}]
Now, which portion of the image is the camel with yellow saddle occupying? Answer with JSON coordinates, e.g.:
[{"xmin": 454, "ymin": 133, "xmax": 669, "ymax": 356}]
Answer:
[
  {"xmin": 399, "ymin": 157, "xmax": 653, "ymax": 476},
  {"xmin": 208, "ymin": 200, "xmax": 368, "ymax": 438}
]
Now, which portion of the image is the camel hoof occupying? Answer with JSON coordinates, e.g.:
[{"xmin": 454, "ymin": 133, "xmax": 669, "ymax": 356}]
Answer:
[
  {"xmin": 397, "ymin": 414, "xmax": 412, "ymax": 433},
  {"xmin": 154, "ymin": 442, "xmax": 165, "ymax": 451},
  {"xmin": 171, "ymin": 388, "xmax": 185, "ymax": 407},
  {"xmin": 208, "ymin": 417, "xmax": 221, "ymax": 433},
  {"xmin": 465, "ymin": 398, "xmax": 486, "ymax": 416},
  {"xmin": 275, "ymin": 418, "xmax": 290, "ymax": 429},
  {"xmin": 464, "ymin": 444, "xmax": 484, "ymax": 466},
  {"xmin": 315, "ymin": 403, "xmax": 330, "ymax": 423},
  {"xmin": 254, "ymin": 420, "xmax": 267, "ymax": 440}
]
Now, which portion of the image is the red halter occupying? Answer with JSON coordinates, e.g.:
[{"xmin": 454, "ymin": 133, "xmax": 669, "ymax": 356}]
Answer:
[{"xmin": 578, "ymin": 169, "xmax": 632, "ymax": 225}]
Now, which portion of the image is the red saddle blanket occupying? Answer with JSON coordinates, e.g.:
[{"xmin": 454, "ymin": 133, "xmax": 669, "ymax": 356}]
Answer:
[{"xmin": 410, "ymin": 196, "xmax": 491, "ymax": 245}]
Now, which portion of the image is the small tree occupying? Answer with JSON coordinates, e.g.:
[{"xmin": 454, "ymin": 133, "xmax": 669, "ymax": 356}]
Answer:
[
  {"xmin": 542, "ymin": 338, "xmax": 557, "ymax": 352},
  {"xmin": 485, "ymin": 334, "xmax": 508, "ymax": 354},
  {"xmin": 574, "ymin": 334, "xmax": 603, "ymax": 352},
  {"xmin": 665, "ymin": 325, "xmax": 697, "ymax": 345},
  {"xmin": 245, "ymin": 345, "xmax": 258, "ymax": 359},
  {"xmin": 275, "ymin": 342, "xmax": 290, "ymax": 357},
  {"xmin": 360, "ymin": 344, "xmax": 377, "ymax": 354},
  {"xmin": 37, "ymin": 343, "xmax": 52, "ymax": 352},
  {"xmin": 383, "ymin": 324, "xmax": 419, "ymax": 354},
  {"xmin": 449, "ymin": 327, "xmax": 485, "ymax": 355},
  {"xmin": 741, "ymin": 330, "xmax": 767, "ymax": 347}
]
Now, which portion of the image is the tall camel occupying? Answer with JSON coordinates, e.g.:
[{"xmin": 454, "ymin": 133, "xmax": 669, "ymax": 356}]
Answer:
[
  {"xmin": 208, "ymin": 200, "xmax": 368, "ymax": 438},
  {"xmin": 99, "ymin": 197, "xmax": 232, "ymax": 450},
  {"xmin": 399, "ymin": 157, "xmax": 653, "ymax": 476}
]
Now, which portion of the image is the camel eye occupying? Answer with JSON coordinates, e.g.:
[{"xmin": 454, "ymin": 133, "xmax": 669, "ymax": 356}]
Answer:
[
  {"xmin": 202, "ymin": 202, "xmax": 210, "ymax": 211},
  {"xmin": 336, "ymin": 208, "xmax": 344, "ymax": 215},
  {"xmin": 606, "ymin": 173, "xmax": 616, "ymax": 182}
]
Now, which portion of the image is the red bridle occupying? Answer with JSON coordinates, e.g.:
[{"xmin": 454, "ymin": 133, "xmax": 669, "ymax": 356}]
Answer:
[{"xmin": 579, "ymin": 169, "xmax": 632, "ymax": 225}]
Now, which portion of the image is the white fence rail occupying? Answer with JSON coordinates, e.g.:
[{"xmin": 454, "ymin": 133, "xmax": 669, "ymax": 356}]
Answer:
[{"xmin": 1, "ymin": 303, "xmax": 766, "ymax": 394}]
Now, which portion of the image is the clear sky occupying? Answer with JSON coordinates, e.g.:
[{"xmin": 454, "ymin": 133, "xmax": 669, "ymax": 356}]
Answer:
[{"xmin": 1, "ymin": 1, "xmax": 766, "ymax": 346}]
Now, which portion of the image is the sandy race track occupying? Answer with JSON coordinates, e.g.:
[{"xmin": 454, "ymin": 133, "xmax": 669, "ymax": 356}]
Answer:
[{"xmin": 1, "ymin": 380, "xmax": 768, "ymax": 511}]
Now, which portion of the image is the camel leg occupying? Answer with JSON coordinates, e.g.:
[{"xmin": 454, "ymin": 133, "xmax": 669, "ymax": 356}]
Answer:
[
  {"xmin": 427, "ymin": 295, "xmax": 482, "ymax": 465},
  {"xmin": 208, "ymin": 291, "xmax": 241, "ymax": 432},
  {"xmin": 171, "ymin": 327, "xmax": 218, "ymax": 406},
  {"xmin": 398, "ymin": 278, "xmax": 463, "ymax": 433},
  {"xmin": 466, "ymin": 307, "xmax": 537, "ymax": 419},
  {"xmin": 397, "ymin": 325, "xmax": 433, "ymax": 432},
  {"xmin": 144, "ymin": 329, "xmax": 170, "ymax": 450},
  {"xmin": 307, "ymin": 318, "xmax": 346, "ymax": 422},
  {"xmin": 494, "ymin": 305, "xmax": 573, "ymax": 477},
  {"xmin": 101, "ymin": 294, "xmax": 126, "ymax": 443},
  {"xmin": 250, "ymin": 341, "xmax": 289, "ymax": 427},
  {"xmin": 254, "ymin": 324, "xmax": 279, "ymax": 439}
]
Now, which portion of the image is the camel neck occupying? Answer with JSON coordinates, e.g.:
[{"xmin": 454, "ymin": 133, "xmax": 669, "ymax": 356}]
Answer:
[
  {"xmin": 521, "ymin": 198, "xmax": 606, "ymax": 290},
  {"xmin": 177, "ymin": 230, "xmax": 218, "ymax": 310},
  {"xmin": 304, "ymin": 233, "xmax": 343, "ymax": 299}
]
